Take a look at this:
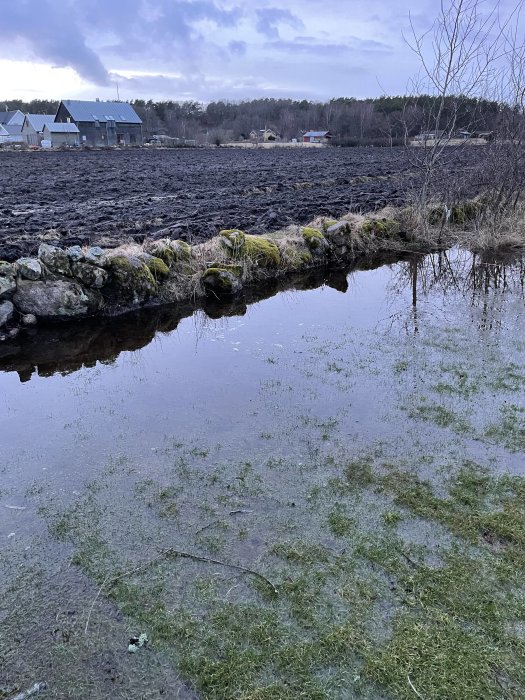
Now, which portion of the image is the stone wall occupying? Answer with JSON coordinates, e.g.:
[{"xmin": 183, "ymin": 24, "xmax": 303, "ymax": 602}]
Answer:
[{"xmin": 0, "ymin": 213, "xmax": 411, "ymax": 340}]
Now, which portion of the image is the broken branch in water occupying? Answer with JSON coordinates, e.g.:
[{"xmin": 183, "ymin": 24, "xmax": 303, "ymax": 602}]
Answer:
[{"xmin": 84, "ymin": 545, "xmax": 277, "ymax": 633}]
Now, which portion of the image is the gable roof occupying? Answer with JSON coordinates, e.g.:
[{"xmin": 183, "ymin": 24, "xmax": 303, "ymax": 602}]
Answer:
[
  {"xmin": 4, "ymin": 124, "xmax": 23, "ymax": 135},
  {"xmin": 60, "ymin": 100, "xmax": 142, "ymax": 124},
  {"xmin": 304, "ymin": 131, "xmax": 331, "ymax": 138},
  {"xmin": 0, "ymin": 110, "xmax": 25, "ymax": 126},
  {"xmin": 25, "ymin": 114, "xmax": 56, "ymax": 132},
  {"xmin": 44, "ymin": 122, "xmax": 80, "ymax": 133}
]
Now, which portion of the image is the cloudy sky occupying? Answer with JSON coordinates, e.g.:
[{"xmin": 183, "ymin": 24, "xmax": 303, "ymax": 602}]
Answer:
[{"xmin": 1, "ymin": 0, "xmax": 523, "ymax": 103}]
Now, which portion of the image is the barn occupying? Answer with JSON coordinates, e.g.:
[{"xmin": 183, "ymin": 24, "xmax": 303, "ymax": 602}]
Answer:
[
  {"xmin": 54, "ymin": 100, "xmax": 143, "ymax": 147},
  {"xmin": 303, "ymin": 130, "xmax": 332, "ymax": 144}
]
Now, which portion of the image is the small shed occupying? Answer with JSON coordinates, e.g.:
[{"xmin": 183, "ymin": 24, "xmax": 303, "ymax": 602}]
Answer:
[
  {"xmin": 22, "ymin": 114, "xmax": 56, "ymax": 145},
  {"xmin": 42, "ymin": 122, "xmax": 80, "ymax": 147},
  {"xmin": 303, "ymin": 130, "xmax": 332, "ymax": 144}
]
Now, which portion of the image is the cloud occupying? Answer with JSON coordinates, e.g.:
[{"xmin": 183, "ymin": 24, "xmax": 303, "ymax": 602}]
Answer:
[
  {"xmin": 228, "ymin": 41, "xmax": 247, "ymax": 56},
  {"xmin": 0, "ymin": 0, "xmax": 110, "ymax": 85},
  {"xmin": 0, "ymin": 0, "xmax": 244, "ymax": 86},
  {"xmin": 255, "ymin": 8, "xmax": 304, "ymax": 39}
]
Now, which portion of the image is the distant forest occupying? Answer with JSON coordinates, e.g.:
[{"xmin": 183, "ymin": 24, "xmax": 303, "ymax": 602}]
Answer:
[{"xmin": 3, "ymin": 95, "xmax": 505, "ymax": 145}]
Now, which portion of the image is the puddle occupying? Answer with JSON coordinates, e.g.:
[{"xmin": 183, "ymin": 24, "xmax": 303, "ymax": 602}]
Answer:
[{"xmin": 1, "ymin": 248, "xmax": 525, "ymax": 699}]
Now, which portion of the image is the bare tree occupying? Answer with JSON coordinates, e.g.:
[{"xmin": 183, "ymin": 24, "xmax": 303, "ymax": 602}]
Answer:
[{"xmin": 405, "ymin": 0, "xmax": 524, "ymax": 228}]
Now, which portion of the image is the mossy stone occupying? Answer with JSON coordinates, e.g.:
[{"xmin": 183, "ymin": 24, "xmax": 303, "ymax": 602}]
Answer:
[
  {"xmin": 202, "ymin": 267, "xmax": 243, "ymax": 296},
  {"xmin": 302, "ymin": 227, "xmax": 330, "ymax": 255},
  {"xmin": 362, "ymin": 218, "xmax": 400, "ymax": 237},
  {"xmin": 243, "ymin": 235, "xmax": 281, "ymax": 267},
  {"xmin": 146, "ymin": 257, "xmax": 170, "ymax": 279},
  {"xmin": 106, "ymin": 255, "xmax": 157, "ymax": 303}
]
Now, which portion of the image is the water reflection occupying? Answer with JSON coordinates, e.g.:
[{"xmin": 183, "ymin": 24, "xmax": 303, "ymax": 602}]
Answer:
[
  {"xmin": 1, "ymin": 248, "xmax": 524, "ymax": 381},
  {"xmin": 390, "ymin": 248, "xmax": 525, "ymax": 333}
]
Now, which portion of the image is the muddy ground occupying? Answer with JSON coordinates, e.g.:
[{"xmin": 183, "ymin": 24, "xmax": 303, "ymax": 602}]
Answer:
[{"xmin": 0, "ymin": 147, "xmax": 483, "ymax": 261}]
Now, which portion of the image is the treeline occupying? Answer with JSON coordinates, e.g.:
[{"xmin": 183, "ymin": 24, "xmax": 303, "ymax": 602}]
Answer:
[{"xmin": 2, "ymin": 95, "xmax": 506, "ymax": 145}]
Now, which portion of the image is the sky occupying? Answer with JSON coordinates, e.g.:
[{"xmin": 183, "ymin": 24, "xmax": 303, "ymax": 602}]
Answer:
[{"xmin": 0, "ymin": 0, "xmax": 523, "ymax": 103}]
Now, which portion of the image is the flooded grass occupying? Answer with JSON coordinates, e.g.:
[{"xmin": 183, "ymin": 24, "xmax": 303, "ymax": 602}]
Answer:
[{"xmin": 2, "ymin": 249, "xmax": 525, "ymax": 698}]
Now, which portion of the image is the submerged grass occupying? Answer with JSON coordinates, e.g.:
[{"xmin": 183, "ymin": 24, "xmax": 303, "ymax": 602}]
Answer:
[{"xmin": 36, "ymin": 446, "xmax": 525, "ymax": 700}]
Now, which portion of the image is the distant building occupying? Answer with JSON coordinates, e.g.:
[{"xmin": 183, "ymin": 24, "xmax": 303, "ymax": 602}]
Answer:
[
  {"xmin": 303, "ymin": 130, "xmax": 332, "ymax": 144},
  {"xmin": 42, "ymin": 122, "xmax": 80, "ymax": 147},
  {"xmin": 249, "ymin": 128, "xmax": 281, "ymax": 142},
  {"xmin": 55, "ymin": 100, "xmax": 143, "ymax": 147},
  {"xmin": 0, "ymin": 109, "xmax": 25, "ymax": 126},
  {"xmin": 22, "ymin": 114, "xmax": 56, "ymax": 146},
  {"xmin": 0, "ymin": 123, "xmax": 25, "ymax": 144}
]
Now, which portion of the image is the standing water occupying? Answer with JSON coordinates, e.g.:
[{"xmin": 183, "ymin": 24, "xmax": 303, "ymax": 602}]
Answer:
[{"xmin": 1, "ymin": 249, "xmax": 525, "ymax": 700}]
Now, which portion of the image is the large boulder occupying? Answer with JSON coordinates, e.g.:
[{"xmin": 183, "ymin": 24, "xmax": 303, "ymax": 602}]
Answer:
[
  {"xmin": 0, "ymin": 262, "xmax": 16, "ymax": 300},
  {"xmin": 104, "ymin": 254, "xmax": 158, "ymax": 305},
  {"xmin": 38, "ymin": 243, "xmax": 71, "ymax": 276},
  {"xmin": 13, "ymin": 280, "xmax": 101, "ymax": 320},
  {"xmin": 0, "ymin": 301, "xmax": 14, "ymax": 327},
  {"xmin": 17, "ymin": 257, "xmax": 42, "ymax": 281}
]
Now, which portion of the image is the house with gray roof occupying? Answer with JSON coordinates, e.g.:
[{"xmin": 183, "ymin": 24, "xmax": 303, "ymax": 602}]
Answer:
[
  {"xmin": 0, "ymin": 123, "xmax": 25, "ymax": 144},
  {"xmin": 0, "ymin": 109, "xmax": 25, "ymax": 126},
  {"xmin": 42, "ymin": 122, "xmax": 80, "ymax": 147},
  {"xmin": 22, "ymin": 114, "xmax": 56, "ymax": 146},
  {"xmin": 55, "ymin": 100, "xmax": 143, "ymax": 147}
]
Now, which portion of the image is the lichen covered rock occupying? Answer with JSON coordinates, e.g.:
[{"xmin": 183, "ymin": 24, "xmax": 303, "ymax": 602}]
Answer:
[
  {"xmin": 13, "ymin": 280, "xmax": 101, "ymax": 319},
  {"xmin": 38, "ymin": 243, "xmax": 71, "ymax": 276},
  {"xmin": 0, "ymin": 300, "xmax": 14, "ymax": 327},
  {"xmin": 17, "ymin": 258, "xmax": 42, "ymax": 281},
  {"xmin": 71, "ymin": 261, "xmax": 109, "ymax": 289},
  {"xmin": 0, "ymin": 263, "xmax": 16, "ymax": 299}
]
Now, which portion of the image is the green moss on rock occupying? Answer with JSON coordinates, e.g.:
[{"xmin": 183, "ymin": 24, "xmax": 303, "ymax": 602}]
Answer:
[
  {"xmin": 107, "ymin": 255, "xmax": 157, "ymax": 301},
  {"xmin": 302, "ymin": 228, "xmax": 324, "ymax": 249},
  {"xmin": 244, "ymin": 235, "xmax": 281, "ymax": 267},
  {"xmin": 146, "ymin": 256, "xmax": 170, "ymax": 279},
  {"xmin": 172, "ymin": 240, "xmax": 191, "ymax": 261},
  {"xmin": 202, "ymin": 266, "xmax": 243, "ymax": 295},
  {"xmin": 220, "ymin": 229, "xmax": 246, "ymax": 256},
  {"xmin": 362, "ymin": 218, "xmax": 400, "ymax": 236}
]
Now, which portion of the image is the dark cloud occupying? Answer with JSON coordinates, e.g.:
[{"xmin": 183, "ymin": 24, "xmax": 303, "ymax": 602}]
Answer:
[
  {"xmin": 0, "ymin": 0, "xmax": 110, "ymax": 85},
  {"xmin": 0, "ymin": 0, "xmax": 244, "ymax": 85},
  {"xmin": 255, "ymin": 8, "xmax": 304, "ymax": 39}
]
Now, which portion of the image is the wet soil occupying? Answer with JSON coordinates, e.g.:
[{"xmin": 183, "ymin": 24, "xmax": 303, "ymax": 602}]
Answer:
[{"xmin": 0, "ymin": 147, "xmax": 482, "ymax": 261}]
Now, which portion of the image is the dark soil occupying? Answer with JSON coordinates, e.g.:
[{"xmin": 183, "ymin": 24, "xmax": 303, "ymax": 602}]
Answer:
[{"xmin": 0, "ymin": 147, "xmax": 481, "ymax": 261}]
